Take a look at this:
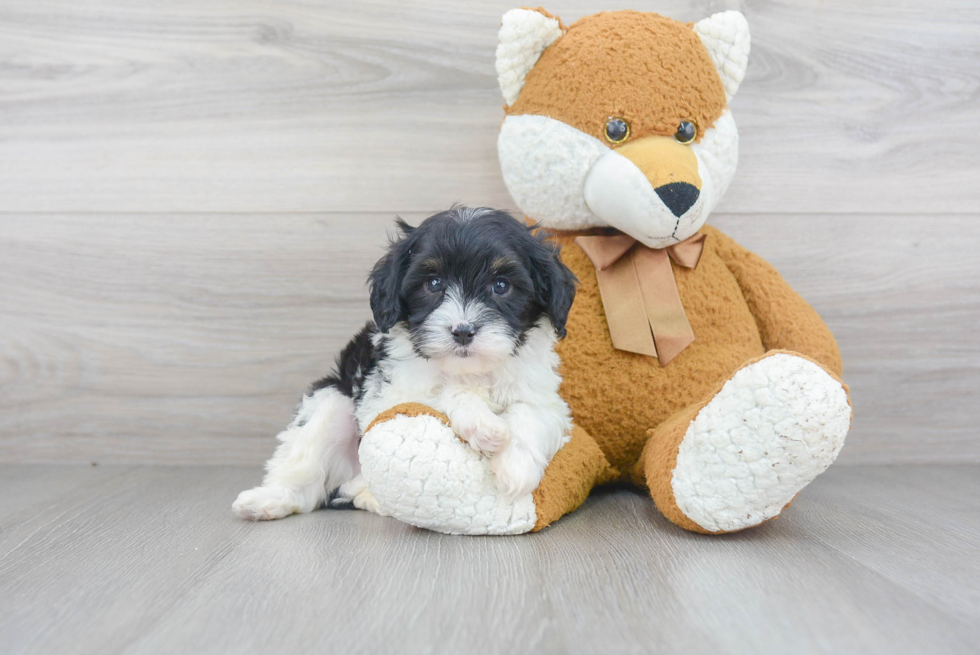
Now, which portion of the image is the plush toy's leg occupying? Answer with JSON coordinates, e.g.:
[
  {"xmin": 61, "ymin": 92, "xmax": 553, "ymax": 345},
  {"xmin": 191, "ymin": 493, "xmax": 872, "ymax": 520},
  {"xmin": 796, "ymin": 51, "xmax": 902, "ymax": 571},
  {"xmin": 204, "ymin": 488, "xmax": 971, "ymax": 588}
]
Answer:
[
  {"xmin": 359, "ymin": 403, "xmax": 616, "ymax": 535},
  {"xmin": 530, "ymin": 424, "xmax": 618, "ymax": 531},
  {"xmin": 640, "ymin": 351, "xmax": 852, "ymax": 534}
]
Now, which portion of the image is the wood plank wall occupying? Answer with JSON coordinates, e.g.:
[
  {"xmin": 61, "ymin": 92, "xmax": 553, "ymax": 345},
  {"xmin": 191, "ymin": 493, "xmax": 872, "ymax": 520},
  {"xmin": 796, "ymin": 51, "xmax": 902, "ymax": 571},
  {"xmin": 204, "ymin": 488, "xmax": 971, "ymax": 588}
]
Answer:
[{"xmin": 1, "ymin": 0, "xmax": 978, "ymax": 465}]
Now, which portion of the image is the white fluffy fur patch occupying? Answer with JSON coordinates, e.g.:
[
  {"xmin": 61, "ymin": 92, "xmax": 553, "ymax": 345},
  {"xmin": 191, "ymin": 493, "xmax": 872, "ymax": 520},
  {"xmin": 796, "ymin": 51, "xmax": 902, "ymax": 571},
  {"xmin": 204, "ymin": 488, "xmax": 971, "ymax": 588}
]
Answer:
[
  {"xmin": 359, "ymin": 414, "xmax": 538, "ymax": 535},
  {"xmin": 583, "ymin": 149, "xmax": 680, "ymax": 246},
  {"xmin": 582, "ymin": 147, "xmax": 716, "ymax": 249},
  {"xmin": 496, "ymin": 9, "xmax": 563, "ymax": 106},
  {"xmin": 498, "ymin": 114, "xmax": 609, "ymax": 231},
  {"xmin": 693, "ymin": 11, "xmax": 751, "ymax": 100},
  {"xmin": 671, "ymin": 354, "xmax": 851, "ymax": 533},
  {"xmin": 233, "ymin": 387, "xmax": 359, "ymax": 521},
  {"xmin": 692, "ymin": 110, "xmax": 738, "ymax": 209}
]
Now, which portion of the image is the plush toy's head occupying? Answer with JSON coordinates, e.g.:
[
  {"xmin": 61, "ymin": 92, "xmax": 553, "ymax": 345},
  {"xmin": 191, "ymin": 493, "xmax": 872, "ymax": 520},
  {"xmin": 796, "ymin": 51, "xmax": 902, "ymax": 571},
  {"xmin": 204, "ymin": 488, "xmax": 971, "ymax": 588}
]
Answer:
[{"xmin": 496, "ymin": 9, "xmax": 750, "ymax": 249}]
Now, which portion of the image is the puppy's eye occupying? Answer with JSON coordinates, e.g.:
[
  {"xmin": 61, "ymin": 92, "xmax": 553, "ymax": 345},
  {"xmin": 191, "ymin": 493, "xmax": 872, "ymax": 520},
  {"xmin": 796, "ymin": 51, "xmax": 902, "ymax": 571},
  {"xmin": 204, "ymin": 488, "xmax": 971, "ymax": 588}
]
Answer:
[
  {"xmin": 425, "ymin": 277, "xmax": 444, "ymax": 293},
  {"xmin": 604, "ymin": 117, "xmax": 630, "ymax": 144},
  {"xmin": 491, "ymin": 278, "xmax": 511, "ymax": 296},
  {"xmin": 674, "ymin": 121, "xmax": 697, "ymax": 145}
]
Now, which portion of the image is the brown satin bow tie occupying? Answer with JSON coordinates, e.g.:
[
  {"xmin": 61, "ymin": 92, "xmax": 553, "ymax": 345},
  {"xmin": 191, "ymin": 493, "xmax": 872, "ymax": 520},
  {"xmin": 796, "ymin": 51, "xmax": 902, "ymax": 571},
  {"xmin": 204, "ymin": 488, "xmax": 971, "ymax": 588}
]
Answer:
[{"xmin": 574, "ymin": 232, "xmax": 706, "ymax": 365}]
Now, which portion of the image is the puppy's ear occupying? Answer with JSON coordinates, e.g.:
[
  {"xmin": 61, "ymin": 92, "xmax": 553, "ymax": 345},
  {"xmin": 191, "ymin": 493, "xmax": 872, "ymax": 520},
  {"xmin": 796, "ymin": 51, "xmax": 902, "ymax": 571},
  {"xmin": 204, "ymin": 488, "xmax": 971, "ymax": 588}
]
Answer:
[
  {"xmin": 369, "ymin": 219, "xmax": 414, "ymax": 333},
  {"xmin": 529, "ymin": 232, "xmax": 577, "ymax": 339}
]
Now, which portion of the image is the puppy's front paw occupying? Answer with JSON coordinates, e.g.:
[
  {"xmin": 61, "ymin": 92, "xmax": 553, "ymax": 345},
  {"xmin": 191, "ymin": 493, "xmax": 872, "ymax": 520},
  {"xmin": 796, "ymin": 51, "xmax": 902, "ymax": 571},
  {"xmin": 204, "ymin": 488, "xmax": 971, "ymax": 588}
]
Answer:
[
  {"xmin": 453, "ymin": 410, "xmax": 511, "ymax": 454},
  {"xmin": 233, "ymin": 486, "xmax": 300, "ymax": 521},
  {"xmin": 491, "ymin": 444, "xmax": 544, "ymax": 501}
]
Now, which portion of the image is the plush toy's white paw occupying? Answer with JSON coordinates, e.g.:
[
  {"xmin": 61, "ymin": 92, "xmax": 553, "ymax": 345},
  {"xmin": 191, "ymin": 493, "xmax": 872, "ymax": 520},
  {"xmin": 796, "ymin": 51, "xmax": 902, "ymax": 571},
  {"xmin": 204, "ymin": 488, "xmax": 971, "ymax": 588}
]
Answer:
[
  {"xmin": 671, "ymin": 354, "xmax": 851, "ymax": 533},
  {"xmin": 491, "ymin": 443, "xmax": 544, "ymax": 501},
  {"xmin": 233, "ymin": 486, "xmax": 300, "ymax": 521},
  {"xmin": 452, "ymin": 409, "xmax": 511, "ymax": 454},
  {"xmin": 359, "ymin": 413, "xmax": 537, "ymax": 535}
]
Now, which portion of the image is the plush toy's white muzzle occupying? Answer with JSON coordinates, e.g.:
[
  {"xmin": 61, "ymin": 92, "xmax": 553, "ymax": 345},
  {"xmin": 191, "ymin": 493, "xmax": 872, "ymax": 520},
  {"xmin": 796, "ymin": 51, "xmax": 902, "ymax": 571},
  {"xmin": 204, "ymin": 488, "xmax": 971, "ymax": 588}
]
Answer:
[
  {"xmin": 583, "ymin": 145, "xmax": 713, "ymax": 249},
  {"xmin": 497, "ymin": 112, "xmax": 739, "ymax": 245}
]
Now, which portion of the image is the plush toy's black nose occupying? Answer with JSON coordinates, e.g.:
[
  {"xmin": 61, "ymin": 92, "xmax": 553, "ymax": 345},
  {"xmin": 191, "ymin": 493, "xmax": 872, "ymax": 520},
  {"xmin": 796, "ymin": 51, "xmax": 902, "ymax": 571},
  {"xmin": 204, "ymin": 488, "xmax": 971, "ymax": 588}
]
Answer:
[
  {"xmin": 655, "ymin": 182, "xmax": 700, "ymax": 217},
  {"xmin": 451, "ymin": 323, "xmax": 477, "ymax": 346}
]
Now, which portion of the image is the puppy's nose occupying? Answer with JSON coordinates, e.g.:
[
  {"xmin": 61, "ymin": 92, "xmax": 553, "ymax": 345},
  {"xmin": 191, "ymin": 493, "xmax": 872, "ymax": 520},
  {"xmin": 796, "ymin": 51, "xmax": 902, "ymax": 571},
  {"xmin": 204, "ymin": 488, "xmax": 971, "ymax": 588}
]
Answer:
[
  {"xmin": 655, "ymin": 182, "xmax": 700, "ymax": 217},
  {"xmin": 451, "ymin": 323, "xmax": 477, "ymax": 346}
]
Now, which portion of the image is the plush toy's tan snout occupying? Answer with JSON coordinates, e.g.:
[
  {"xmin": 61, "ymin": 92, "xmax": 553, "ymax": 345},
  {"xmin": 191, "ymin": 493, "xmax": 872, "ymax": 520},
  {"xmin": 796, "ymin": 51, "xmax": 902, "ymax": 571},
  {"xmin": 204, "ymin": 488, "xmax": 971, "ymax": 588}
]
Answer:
[
  {"xmin": 611, "ymin": 136, "xmax": 702, "ymax": 216},
  {"xmin": 583, "ymin": 135, "xmax": 705, "ymax": 247}
]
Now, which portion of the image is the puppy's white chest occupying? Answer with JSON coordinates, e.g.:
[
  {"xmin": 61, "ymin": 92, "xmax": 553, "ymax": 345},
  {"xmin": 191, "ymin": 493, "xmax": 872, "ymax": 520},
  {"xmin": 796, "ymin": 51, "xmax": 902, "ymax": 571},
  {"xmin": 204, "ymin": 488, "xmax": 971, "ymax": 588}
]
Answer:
[{"xmin": 355, "ymin": 359, "xmax": 505, "ymax": 434}]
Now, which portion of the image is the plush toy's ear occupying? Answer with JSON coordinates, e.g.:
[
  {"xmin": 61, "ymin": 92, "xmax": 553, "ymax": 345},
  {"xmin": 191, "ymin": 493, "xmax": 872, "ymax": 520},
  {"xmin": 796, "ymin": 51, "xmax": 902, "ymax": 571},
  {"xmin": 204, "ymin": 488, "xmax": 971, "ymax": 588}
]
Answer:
[
  {"xmin": 693, "ymin": 11, "xmax": 751, "ymax": 100},
  {"xmin": 495, "ymin": 8, "xmax": 564, "ymax": 106},
  {"xmin": 368, "ymin": 219, "xmax": 414, "ymax": 333}
]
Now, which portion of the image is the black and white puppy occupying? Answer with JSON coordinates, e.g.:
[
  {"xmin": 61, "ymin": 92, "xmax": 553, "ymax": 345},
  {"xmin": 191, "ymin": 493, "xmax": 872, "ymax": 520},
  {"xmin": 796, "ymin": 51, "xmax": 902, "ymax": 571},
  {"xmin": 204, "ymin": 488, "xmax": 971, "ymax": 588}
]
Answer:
[{"xmin": 233, "ymin": 207, "xmax": 577, "ymax": 521}]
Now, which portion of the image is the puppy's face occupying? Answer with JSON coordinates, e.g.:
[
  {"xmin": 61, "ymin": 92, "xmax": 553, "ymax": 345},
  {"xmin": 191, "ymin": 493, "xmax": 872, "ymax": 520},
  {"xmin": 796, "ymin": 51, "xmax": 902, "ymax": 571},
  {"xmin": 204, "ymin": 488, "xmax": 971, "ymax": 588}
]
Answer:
[{"xmin": 369, "ymin": 207, "xmax": 576, "ymax": 370}]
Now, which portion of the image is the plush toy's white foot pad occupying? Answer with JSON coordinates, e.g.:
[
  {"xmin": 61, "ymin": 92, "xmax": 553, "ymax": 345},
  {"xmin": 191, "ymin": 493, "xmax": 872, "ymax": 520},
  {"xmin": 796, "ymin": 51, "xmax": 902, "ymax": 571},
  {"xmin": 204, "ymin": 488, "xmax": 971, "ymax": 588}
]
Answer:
[
  {"xmin": 672, "ymin": 354, "xmax": 851, "ymax": 533},
  {"xmin": 359, "ymin": 414, "xmax": 537, "ymax": 535}
]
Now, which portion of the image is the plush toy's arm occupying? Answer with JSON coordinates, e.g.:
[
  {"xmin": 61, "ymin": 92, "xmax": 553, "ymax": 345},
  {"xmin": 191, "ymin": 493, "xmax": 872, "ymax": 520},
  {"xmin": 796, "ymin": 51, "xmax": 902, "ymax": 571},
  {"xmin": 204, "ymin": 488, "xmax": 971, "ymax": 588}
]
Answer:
[{"xmin": 708, "ymin": 226, "xmax": 843, "ymax": 377}]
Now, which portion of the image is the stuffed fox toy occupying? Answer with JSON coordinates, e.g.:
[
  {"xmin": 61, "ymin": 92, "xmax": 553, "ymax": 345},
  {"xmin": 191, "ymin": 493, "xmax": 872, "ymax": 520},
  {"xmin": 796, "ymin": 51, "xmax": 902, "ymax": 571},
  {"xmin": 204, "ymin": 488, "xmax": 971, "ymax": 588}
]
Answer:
[{"xmin": 358, "ymin": 8, "xmax": 852, "ymax": 535}]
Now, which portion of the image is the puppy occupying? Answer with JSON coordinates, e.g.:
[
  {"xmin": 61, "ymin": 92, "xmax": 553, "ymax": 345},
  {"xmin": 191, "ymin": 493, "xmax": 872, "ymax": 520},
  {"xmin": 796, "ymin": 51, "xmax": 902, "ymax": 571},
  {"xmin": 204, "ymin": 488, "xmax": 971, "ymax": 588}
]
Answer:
[{"xmin": 233, "ymin": 206, "xmax": 577, "ymax": 521}]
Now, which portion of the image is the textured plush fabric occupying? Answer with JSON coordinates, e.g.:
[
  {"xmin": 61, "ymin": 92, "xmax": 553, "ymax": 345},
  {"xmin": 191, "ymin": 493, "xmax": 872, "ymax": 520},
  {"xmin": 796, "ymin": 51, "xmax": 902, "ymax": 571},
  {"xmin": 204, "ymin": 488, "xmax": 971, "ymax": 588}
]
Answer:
[
  {"xmin": 496, "ymin": 8, "xmax": 565, "ymax": 106},
  {"xmin": 640, "ymin": 388, "xmax": 710, "ymax": 533},
  {"xmin": 692, "ymin": 11, "xmax": 751, "ymax": 99},
  {"xmin": 555, "ymin": 225, "xmax": 772, "ymax": 474},
  {"xmin": 642, "ymin": 351, "xmax": 851, "ymax": 534},
  {"xmin": 709, "ymin": 229, "xmax": 844, "ymax": 377},
  {"xmin": 531, "ymin": 425, "xmax": 618, "ymax": 531},
  {"xmin": 506, "ymin": 11, "xmax": 727, "ymax": 145},
  {"xmin": 360, "ymin": 404, "xmax": 539, "ymax": 535},
  {"xmin": 543, "ymin": 223, "xmax": 850, "ymax": 532},
  {"xmin": 361, "ymin": 404, "xmax": 618, "ymax": 534},
  {"xmin": 364, "ymin": 402, "xmax": 450, "ymax": 435}
]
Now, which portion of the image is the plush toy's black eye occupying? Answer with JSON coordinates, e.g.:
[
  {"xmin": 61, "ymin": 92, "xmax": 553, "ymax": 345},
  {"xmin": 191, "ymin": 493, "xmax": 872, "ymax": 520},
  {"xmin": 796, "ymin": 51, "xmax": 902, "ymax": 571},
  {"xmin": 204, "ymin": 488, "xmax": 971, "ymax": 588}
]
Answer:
[
  {"xmin": 491, "ymin": 277, "xmax": 511, "ymax": 296},
  {"xmin": 604, "ymin": 117, "xmax": 630, "ymax": 144},
  {"xmin": 674, "ymin": 121, "xmax": 697, "ymax": 144},
  {"xmin": 425, "ymin": 277, "xmax": 444, "ymax": 293}
]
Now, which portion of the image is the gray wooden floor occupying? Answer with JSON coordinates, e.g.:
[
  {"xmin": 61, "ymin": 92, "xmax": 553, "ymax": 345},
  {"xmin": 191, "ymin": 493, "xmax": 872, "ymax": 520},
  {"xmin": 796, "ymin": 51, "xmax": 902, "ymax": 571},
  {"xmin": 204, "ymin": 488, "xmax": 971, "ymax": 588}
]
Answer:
[{"xmin": 1, "ymin": 464, "xmax": 977, "ymax": 655}]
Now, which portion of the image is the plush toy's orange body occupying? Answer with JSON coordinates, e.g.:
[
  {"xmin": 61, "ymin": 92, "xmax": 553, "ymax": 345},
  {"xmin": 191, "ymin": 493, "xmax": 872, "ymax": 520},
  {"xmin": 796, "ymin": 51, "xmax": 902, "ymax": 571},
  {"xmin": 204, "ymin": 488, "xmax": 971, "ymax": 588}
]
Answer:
[
  {"xmin": 359, "ymin": 8, "xmax": 852, "ymax": 535},
  {"xmin": 492, "ymin": 8, "xmax": 851, "ymax": 533},
  {"xmin": 544, "ymin": 227, "xmax": 847, "ymax": 532}
]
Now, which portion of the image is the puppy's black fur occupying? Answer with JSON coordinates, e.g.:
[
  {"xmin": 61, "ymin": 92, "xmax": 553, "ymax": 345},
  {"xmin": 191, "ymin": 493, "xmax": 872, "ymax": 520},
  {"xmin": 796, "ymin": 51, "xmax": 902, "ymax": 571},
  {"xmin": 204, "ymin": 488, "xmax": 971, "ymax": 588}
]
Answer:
[
  {"xmin": 311, "ymin": 324, "xmax": 382, "ymax": 403},
  {"xmin": 370, "ymin": 207, "xmax": 576, "ymax": 339},
  {"xmin": 312, "ymin": 207, "xmax": 576, "ymax": 402}
]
